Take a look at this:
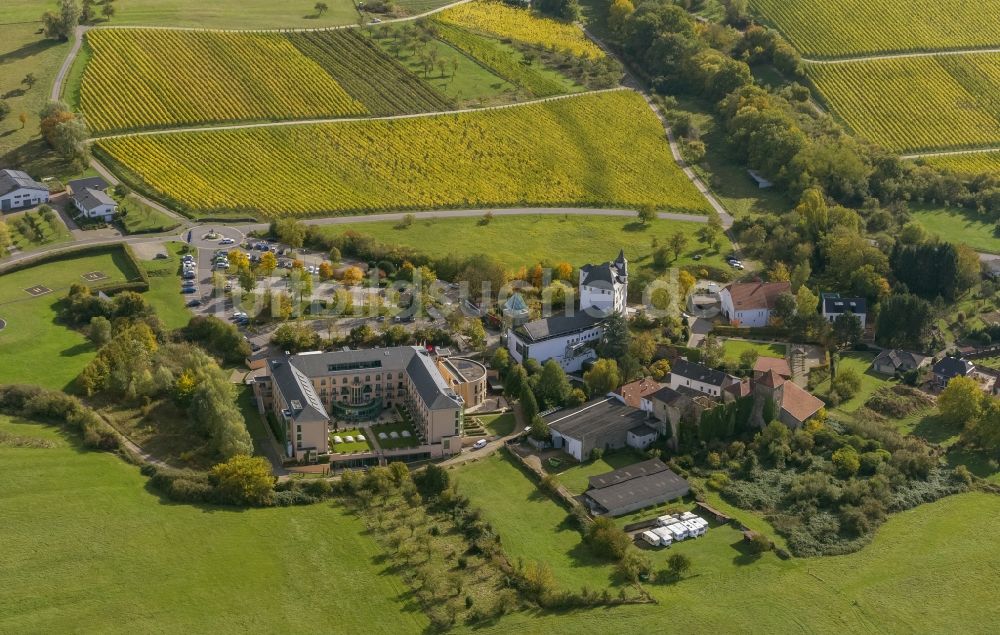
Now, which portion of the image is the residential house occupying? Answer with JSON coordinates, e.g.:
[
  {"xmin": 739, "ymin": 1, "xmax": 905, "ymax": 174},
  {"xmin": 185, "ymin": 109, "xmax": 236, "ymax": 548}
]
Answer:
[
  {"xmin": 72, "ymin": 187, "xmax": 118, "ymax": 222},
  {"xmin": 719, "ymin": 281, "xmax": 790, "ymax": 327},
  {"xmin": 618, "ymin": 377, "xmax": 663, "ymax": 410},
  {"xmin": 932, "ymin": 357, "xmax": 975, "ymax": 388},
  {"xmin": 578, "ymin": 249, "xmax": 628, "ymax": 315},
  {"xmin": 821, "ymin": 295, "xmax": 868, "ymax": 330},
  {"xmin": 643, "ymin": 385, "xmax": 695, "ymax": 445},
  {"xmin": 0, "ymin": 169, "xmax": 49, "ymax": 211},
  {"xmin": 581, "ymin": 458, "xmax": 690, "ymax": 516},
  {"xmin": 254, "ymin": 346, "xmax": 479, "ymax": 460},
  {"xmin": 544, "ymin": 396, "xmax": 652, "ymax": 461},
  {"xmin": 871, "ymin": 349, "xmax": 932, "ymax": 376},
  {"xmin": 666, "ymin": 357, "xmax": 738, "ymax": 398}
]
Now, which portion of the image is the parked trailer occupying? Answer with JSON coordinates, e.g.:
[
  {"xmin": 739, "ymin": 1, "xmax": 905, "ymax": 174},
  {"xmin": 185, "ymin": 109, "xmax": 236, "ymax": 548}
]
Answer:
[
  {"xmin": 666, "ymin": 523, "xmax": 690, "ymax": 540},
  {"xmin": 680, "ymin": 511, "xmax": 699, "ymax": 521},
  {"xmin": 656, "ymin": 514, "xmax": 678, "ymax": 526},
  {"xmin": 641, "ymin": 530, "xmax": 662, "ymax": 547},
  {"xmin": 682, "ymin": 520, "xmax": 706, "ymax": 537},
  {"xmin": 652, "ymin": 527, "xmax": 674, "ymax": 546}
]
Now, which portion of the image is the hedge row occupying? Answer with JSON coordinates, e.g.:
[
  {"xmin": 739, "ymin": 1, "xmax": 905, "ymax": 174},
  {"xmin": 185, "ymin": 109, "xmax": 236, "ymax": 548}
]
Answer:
[{"xmin": 0, "ymin": 384, "xmax": 119, "ymax": 450}]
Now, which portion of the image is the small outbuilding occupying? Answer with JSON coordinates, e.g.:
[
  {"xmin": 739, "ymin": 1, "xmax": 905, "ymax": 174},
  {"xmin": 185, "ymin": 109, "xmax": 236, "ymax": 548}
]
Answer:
[
  {"xmin": 0, "ymin": 169, "xmax": 49, "ymax": 211},
  {"xmin": 581, "ymin": 458, "xmax": 690, "ymax": 517}
]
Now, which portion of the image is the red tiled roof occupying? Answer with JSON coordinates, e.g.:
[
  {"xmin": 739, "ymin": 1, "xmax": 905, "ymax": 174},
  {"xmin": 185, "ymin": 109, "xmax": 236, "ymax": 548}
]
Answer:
[
  {"xmin": 781, "ymin": 382, "xmax": 824, "ymax": 424},
  {"xmin": 617, "ymin": 377, "xmax": 662, "ymax": 408},
  {"xmin": 754, "ymin": 356, "xmax": 791, "ymax": 378},
  {"xmin": 758, "ymin": 369, "xmax": 786, "ymax": 389},
  {"xmin": 725, "ymin": 282, "xmax": 791, "ymax": 311}
]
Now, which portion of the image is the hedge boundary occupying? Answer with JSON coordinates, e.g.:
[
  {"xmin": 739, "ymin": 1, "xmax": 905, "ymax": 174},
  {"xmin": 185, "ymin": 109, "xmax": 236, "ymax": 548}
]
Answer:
[{"xmin": 0, "ymin": 242, "xmax": 150, "ymax": 293}]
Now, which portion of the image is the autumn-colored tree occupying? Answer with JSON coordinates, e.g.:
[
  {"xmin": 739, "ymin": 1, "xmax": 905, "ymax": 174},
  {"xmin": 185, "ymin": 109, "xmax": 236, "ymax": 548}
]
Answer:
[
  {"xmin": 318, "ymin": 261, "xmax": 334, "ymax": 280},
  {"xmin": 342, "ymin": 266, "xmax": 364, "ymax": 286},
  {"xmin": 554, "ymin": 261, "xmax": 573, "ymax": 281}
]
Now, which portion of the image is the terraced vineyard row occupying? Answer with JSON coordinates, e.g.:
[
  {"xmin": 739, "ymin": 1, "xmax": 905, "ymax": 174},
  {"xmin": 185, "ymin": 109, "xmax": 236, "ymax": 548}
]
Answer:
[
  {"xmin": 922, "ymin": 152, "xmax": 1000, "ymax": 176},
  {"xmin": 436, "ymin": 0, "xmax": 604, "ymax": 59},
  {"xmin": 751, "ymin": 0, "xmax": 1000, "ymax": 57},
  {"xmin": 81, "ymin": 29, "xmax": 366, "ymax": 133},
  {"xmin": 432, "ymin": 21, "xmax": 572, "ymax": 97},
  {"xmin": 807, "ymin": 55, "xmax": 1000, "ymax": 152},
  {"xmin": 95, "ymin": 91, "xmax": 710, "ymax": 218},
  {"xmin": 287, "ymin": 30, "xmax": 452, "ymax": 115}
]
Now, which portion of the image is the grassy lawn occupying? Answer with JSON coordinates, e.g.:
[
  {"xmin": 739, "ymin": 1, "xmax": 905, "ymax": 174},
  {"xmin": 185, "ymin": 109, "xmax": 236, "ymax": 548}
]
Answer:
[
  {"xmin": 5, "ymin": 0, "xmax": 370, "ymax": 28},
  {"xmin": 477, "ymin": 490, "xmax": 1000, "ymax": 633},
  {"xmin": 371, "ymin": 420, "xmax": 420, "ymax": 449},
  {"xmin": 0, "ymin": 248, "xmax": 136, "ymax": 390},
  {"xmin": 119, "ymin": 196, "xmax": 181, "ymax": 234},
  {"xmin": 0, "ymin": 414, "xmax": 428, "ymax": 633},
  {"xmin": 551, "ymin": 449, "xmax": 647, "ymax": 495},
  {"xmin": 480, "ymin": 412, "xmax": 516, "ymax": 437},
  {"xmin": 237, "ymin": 384, "xmax": 272, "ymax": 457},
  {"xmin": 721, "ymin": 339, "xmax": 786, "ymax": 363},
  {"xmin": 321, "ymin": 214, "xmax": 725, "ymax": 271},
  {"xmin": 911, "ymin": 205, "xmax": 1000, "ymax": 254},
  {"xmin": 139, "ymin": 241, "xmax": 193, "ymax": 331},
  {"xmin": 329, "ymin": 427, "xmax": 374, "ymax": 454},
  {"xmin": 816, "ymin": 352, "xmax": 887, "ymax": 415},
  {"xmin": 5, "ymin": 209, "xmax": 73, "ymax": 253},
  {"xmin": 454, "ymin": 451, "xmax": 617, "ymax": 589},
  {"xmin": 368, "ymin": 26, "xmax": 518, "ymax": 107}
]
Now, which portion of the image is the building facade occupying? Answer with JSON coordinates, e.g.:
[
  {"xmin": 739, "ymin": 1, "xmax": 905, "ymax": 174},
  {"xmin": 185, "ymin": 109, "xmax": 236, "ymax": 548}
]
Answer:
[
  {"xmin": 578, "ymin": 250, "xmax": 628, "ymax": 315},
  {"xmin": 254, "ymin": 347, "xmax": 484, "ymax": 460},
  {"xmin": 0, "ymin": 169, "xmax": 49, "ymax": 211},
  {"xmin": 720, "ymin": 281, "xmax": 791, "ymax": 327}
]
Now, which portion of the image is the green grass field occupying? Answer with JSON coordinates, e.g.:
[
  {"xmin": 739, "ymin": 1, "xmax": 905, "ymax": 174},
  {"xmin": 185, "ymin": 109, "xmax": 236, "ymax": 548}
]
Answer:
[
  {"xmin": 0, "ymin": 248, "xmax": 138, "ymax": 390},
  {"xmin": 6, "ymin": 0, "xmax": 364, "ymax": 28},
  {"xmin": 816, "ymin": 352, "xmax": 888, "ymax": 416},
  {"xmin": 911, "ymin": 205, "xmax": 1000, "ymax": 254},
  {"xmin": 321, "ymin": 214, "xmax": 723, "ymax": 271},
  {"xmin": 139, "ymin": 241, "xmax": 194, "ymax": 330},
  {"xmin": 480, "ymin": 412, "xmax": 515, "ymax": 436},
  {"xmin": 118, "ymin": 196, "xmax": 181, "ymax": 234},
  {"xmin": 6, "ymin": 209, "xmax": 73, "ymax": 253},
  {"xmin": 455, "ymin": 451, "xmax": 617, "ymax": 589},
  {"xmin": 721, "ymin": 339, "xmax": 787, "ymax": 364},
  {"xmin": 329, "ymin": 427, "xmax": 374, "ymax": 453},
  {"xmin": 0, "ymin": 414, "xmax": 428, "ymax": 633},
  {"xmin": 369, "ymin": 26, "xmax": 519, "ymax": 107},
  {"xmin": 551, "ymin": 449, "xmax": 647, "ymax": 495}
]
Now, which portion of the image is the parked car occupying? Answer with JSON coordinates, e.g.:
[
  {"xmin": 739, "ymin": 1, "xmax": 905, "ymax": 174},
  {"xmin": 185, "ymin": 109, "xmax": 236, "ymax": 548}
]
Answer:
[
  {"xmin": 182, "ymin": 280, "xmax": 196, "ymax": 288},
  {"xmin": 181, "ymin": 254, "xmax": 195, "ymax": 262},
  {"xmin": 219, "ymin": 237, "xmax": 234, "ymax": 245},
  {"xmin": 186, "ymin": 299, "xmax": 202, "ymax": 307},
  {"xmin": 472, "ymin": 439, "xmax": 488, "ymax": 450},
  {"xmin": 181, "ymin": 287, "xmax": 197, "ymax": 294}
]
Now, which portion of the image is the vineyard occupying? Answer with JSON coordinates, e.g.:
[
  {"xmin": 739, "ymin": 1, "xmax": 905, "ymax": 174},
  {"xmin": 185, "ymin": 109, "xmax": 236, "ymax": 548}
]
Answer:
[
  {"xmin": 94, "ymin": 91, "xmax": 710, "ymax": 218},
  {"xmin": 81, "ymin": 29, "xmax": 366, "ymax": 133},
  {"xmin": 432, "ymin": 21, "xmax": 575, "ymax": 97},
  {"xmin": 287, "ymin": 30, "xmax": 452, "ymax": 115},
  {"xmin": 436, "ymin": 1, "xmax": 604, "ymax": 59},
  {"xmin": 751, "ymin": 0, "xmax": 1000, "ymax": 57},
  {"xmin": 807, "ymin": 55, "xmax": 1000, "ymax": 152},
  {"xmin": 922, "ymin": 152, "xmax": 1000, "ymax": 176}
]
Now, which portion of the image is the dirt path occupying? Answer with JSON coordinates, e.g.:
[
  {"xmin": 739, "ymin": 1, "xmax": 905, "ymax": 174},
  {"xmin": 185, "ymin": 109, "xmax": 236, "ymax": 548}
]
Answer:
[
  {"xmin": 901, "ymin": 146, "xmax": 1000, "ymax": 160},
  {"xmin": 802, "ymin": 46, "xmax": 1000, "ymax": 65},
  {"xmin": 439, "ymin": 404, "xmax": 526, "ymax": 467},
  {"xmin": 50, "ymin": 25, "xmax": 88, "ymax": 101}
]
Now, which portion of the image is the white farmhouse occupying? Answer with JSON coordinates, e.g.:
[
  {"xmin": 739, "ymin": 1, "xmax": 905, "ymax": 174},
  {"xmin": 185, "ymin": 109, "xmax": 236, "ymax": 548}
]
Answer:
[
  {"xmin": 506, "ymin": 250, "xmax": 627, "ymax": 373},
  {"xmin": 720, "ymin": 281, "xmax": 790, "ymax": 327},
  {"xmin": 0, "ymin": 169, "xmax": 49, "ymax": 211},
  {"xmin": 821, "ymin": 295, "xmax": 867, "ymax": 330},
  {"xmin": 73, "ymin": 188, "xmax": 118, "ymax": 222},
  {"xmin": 578, "ymin": 249, "xmax": 628, "ymax": 315},
  {"xmin": 666, "ymin": 358, "xmax": 738, "ymax": 398}
]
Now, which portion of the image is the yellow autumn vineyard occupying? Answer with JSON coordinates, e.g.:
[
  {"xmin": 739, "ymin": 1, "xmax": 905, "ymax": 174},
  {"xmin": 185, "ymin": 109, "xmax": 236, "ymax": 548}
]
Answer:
[
  {"xmin": 95, "ymin": 91, "xmax": 709, "ymax": 218},
  {"xmin": 922, "ymin": 152, "xmax": 1000, "ymax": 176},
  {"xmin": 436, "ymin": 1, "xmax": 604, "ymax": 59},
  {"xmin": 81, "ymin": 29, "xmax": 366, "ymax": 133},
  {"xmin": 807, "ymin": 55, "xmax": 1000, "ymax": 152},
  {"xmin": 751, "ymin": 0, "xmax": 1000, "ymax": 57}
]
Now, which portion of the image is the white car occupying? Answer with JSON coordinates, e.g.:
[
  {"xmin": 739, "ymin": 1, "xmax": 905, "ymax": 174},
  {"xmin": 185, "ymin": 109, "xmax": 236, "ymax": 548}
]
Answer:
[
  {"xmin": 472, "ymin": 439, "xmax": 488, "ymax": 450},
  {"xmin": 231, "ymin": 311, "xmax": 248, "ymax": 320},
  {"xmin": 219, "ymin": 237, "xmax": 235, "ymax": 245}
]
